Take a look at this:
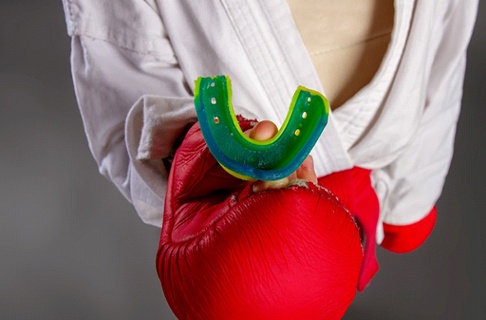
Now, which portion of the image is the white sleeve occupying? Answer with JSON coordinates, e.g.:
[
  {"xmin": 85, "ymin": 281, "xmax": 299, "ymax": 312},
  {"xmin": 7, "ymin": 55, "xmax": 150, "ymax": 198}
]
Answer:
[
  {"xmin": 373, "ymin": 0, "xmax": 478, "ymax": 231},
  {"xmin": 63, "ymin": 0, "xmax": 197, "ymax": 226}
]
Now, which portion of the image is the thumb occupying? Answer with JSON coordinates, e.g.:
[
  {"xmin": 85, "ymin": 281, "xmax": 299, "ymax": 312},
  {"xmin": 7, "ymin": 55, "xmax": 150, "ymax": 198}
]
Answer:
[{"xmin": 246, "ymin": 120, "xmax": 278, "ymax": 141}]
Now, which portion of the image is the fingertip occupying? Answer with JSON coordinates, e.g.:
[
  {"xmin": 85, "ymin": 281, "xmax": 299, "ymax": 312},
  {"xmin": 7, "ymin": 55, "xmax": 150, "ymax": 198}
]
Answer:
[
  {"xmin": 249, "ymin": 120, "xmax": 278, "ymax": 141},
  {"xmin": 296, "ymin": 156, "xmax": 317, "ymax": 184},
  {"xmin": 302, "ymin": 155, "xmax": 314, "ymax": 168}
]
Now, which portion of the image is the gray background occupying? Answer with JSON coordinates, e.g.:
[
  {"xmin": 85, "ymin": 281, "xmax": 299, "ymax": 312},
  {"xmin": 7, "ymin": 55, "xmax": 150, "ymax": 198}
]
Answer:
[{"xmin": 0, "ymin": 1, "xmax": 484, "ymax": 319}]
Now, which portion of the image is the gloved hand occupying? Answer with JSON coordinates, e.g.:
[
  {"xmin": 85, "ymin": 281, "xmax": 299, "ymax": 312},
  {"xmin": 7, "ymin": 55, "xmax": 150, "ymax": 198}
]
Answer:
[
  {"xmin": 157, "ymin": 117, "xmax": 364, "ymax": 320},
  {"xmin": 318, "ymin": 167, "xmax": 380, "ymax": 292}
]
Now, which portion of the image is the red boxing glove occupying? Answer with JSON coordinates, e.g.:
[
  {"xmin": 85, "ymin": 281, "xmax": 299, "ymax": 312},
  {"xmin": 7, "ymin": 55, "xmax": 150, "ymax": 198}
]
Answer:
[
  {"xmin": 318, "ymin": 167, "xmax": 380, "ymax": 292},
  {"xmin": 319, "ymin": 168, "xmax": 438, "ymax": 287},
  {"xmin": 157, "ymin": 119, "xmax": 363, "ymax": 320}
]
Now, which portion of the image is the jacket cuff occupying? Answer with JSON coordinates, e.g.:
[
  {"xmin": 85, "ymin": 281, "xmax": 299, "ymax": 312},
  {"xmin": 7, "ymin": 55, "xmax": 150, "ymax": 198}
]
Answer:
[{"xmin": 381, "ymin": 206, "xmax": 437, "ymax": 253}]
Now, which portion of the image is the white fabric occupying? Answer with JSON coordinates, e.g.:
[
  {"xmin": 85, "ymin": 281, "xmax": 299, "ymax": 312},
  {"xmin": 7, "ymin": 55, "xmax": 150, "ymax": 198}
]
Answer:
[{"xmin": 62, "ymin": 0, "xmax": 478, "ymax": 236}]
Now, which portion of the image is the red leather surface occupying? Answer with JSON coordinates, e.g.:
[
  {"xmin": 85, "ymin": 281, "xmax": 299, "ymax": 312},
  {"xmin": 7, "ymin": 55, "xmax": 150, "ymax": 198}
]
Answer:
[
  {"xmin": 318, "ymin": 167, "xmax": 380, "ymax": 292},
  {"xmin": 157, "ymin": 119, "xmax": 363, "ymax": 320}
]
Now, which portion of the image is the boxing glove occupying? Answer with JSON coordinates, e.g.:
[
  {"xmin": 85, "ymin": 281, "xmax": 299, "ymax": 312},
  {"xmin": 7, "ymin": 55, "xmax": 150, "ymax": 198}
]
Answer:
[
  {"xmin": 157, "ymin": 117, "xmax": 364, "ymax": 320},
  {"xmin": 318, "ymin": 167, "xmax": 380, "ymax": 292}
]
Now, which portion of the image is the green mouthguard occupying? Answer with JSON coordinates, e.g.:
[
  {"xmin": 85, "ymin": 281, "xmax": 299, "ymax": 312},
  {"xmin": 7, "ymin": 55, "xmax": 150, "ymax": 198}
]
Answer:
[{"xmin": 194, "ymin": 75, "xmax": 329, "ymax": 181}]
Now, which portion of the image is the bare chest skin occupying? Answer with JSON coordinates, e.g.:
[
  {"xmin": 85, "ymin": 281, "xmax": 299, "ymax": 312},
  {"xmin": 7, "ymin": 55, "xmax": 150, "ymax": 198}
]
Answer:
[{"xmin": 288, "ymin": 0, "xmax": 394, "ymax": 109}]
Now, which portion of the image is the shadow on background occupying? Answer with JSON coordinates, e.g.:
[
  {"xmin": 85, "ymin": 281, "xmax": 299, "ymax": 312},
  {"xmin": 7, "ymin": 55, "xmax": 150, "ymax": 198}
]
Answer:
[{"xmin": 0, "ymin": 1, "xmax": 484, "ymax": 319}]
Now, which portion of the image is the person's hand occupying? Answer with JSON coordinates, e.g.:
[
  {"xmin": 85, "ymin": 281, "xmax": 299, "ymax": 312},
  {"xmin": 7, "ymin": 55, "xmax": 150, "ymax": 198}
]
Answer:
[
  {"xmin": 158, "ymin": 119, "xmax": 363, "ymax": 320},
  {"xmin": 245, "ymin": 120, "xmax": 318, "ymax": 192}
]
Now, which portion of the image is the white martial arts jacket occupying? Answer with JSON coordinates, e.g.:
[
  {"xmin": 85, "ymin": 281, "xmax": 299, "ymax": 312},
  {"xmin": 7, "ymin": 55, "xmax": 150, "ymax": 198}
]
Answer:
[{"xmin": 62, "ymin": 0, "xmax": 477, "ymax": 242}]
